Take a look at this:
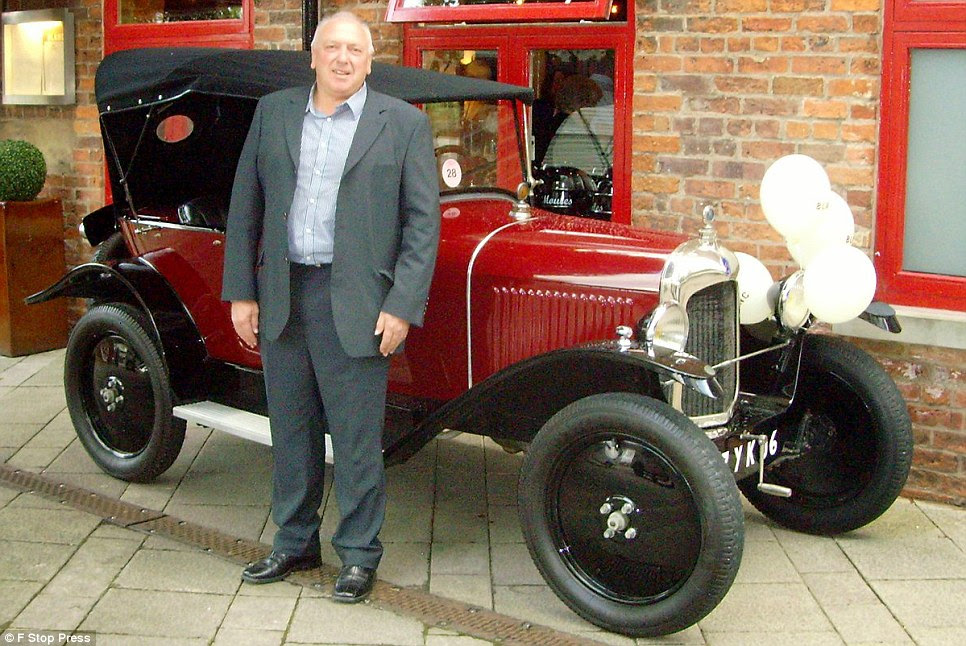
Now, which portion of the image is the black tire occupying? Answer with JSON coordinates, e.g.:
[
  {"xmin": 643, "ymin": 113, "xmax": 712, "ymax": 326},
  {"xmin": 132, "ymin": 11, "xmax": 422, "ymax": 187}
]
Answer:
[
  {"xmin": 91, "ymin": 231, "xmax": 128, "ymax": 264},
  {"xmin": 739, "ymin": 334, "xmax": 913, "ymax": 535},
  {"xmin": 519, "ymin": 393, "xmax": 744, "ymax": 637},
  {"xmin": 65, "ymin": 303, "xmax": 186, "ymax": 482}
]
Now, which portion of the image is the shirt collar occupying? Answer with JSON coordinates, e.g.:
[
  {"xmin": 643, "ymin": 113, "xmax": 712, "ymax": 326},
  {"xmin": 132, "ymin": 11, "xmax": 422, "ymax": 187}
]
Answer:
[{"xmin": 306, "ymin": 83, "xmax": 367, "ymax": 120}]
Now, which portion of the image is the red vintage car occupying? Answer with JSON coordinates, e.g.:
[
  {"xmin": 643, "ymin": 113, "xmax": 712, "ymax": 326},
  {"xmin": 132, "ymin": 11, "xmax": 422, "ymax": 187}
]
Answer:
[{"xmin": 30, "ymin": 48, "xmax": 912, "ymax": 637}]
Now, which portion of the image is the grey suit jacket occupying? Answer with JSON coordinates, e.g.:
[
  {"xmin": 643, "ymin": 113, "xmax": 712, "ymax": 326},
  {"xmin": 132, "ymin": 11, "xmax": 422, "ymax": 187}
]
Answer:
[{"xmin": 221, "ymin": 85, "xmax": 441, "ymax": 357}]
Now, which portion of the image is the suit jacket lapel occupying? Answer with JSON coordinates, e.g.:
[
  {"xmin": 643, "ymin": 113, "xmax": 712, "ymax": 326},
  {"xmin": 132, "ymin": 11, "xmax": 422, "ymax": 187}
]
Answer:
[
  {"xmin": 283, "ymin": 88, "xmax": 309, "ymax": 168},
  {"xmin": 343, "ymin": 91, "xmax": 388, "ymax": 177}
]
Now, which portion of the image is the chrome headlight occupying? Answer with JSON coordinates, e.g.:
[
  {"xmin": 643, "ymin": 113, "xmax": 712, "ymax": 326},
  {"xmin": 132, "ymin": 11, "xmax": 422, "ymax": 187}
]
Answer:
[
  {"xmin": 643, "ymin": 303, "xmax": 689, "ymax": 356},
  {"xmin": 777, "ymin": 270, "xmax": 810, "ymax": 331}
]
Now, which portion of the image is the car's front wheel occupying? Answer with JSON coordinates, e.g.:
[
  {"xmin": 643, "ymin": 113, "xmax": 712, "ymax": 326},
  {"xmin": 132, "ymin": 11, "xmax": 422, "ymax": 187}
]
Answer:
[
  {"xmin": 739, "ymin": 334, "xmax": 913, "ymax": 535},
  {"xmin": 519, "ymin": 393, "xmax": 744, "ymax": 637},
  {"xmin": 65, "ymin": 303, "xmax": 185, "ymax": 482}
]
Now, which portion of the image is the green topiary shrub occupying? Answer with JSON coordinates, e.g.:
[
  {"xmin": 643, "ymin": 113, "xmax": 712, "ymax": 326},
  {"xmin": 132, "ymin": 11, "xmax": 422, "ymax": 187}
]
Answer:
[{"xmin": 0, "ymin": 139, "xmax": 47, "ymax": 202}]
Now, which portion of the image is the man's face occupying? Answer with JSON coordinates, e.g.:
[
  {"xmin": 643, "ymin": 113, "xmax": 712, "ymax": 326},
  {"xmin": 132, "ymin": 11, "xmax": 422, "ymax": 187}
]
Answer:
[{"xmin": 311, "ymin": 19, "xmax": 372, "ymax": 103}]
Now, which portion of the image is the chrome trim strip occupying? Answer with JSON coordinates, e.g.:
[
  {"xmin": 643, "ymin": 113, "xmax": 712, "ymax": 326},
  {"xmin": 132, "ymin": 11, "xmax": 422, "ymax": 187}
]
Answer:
[
  {"xmin": 131, "ymin": 217, "xmax": 222, "ymax": 234},
  {"xmin": 465, "ymin": 220, "xmax": 528, "ymax": 388}
]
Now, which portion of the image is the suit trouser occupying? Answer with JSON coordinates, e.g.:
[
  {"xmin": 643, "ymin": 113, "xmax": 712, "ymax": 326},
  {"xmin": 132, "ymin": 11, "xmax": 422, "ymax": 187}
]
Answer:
[{"xmin": 260, "ymin": 262, "xmax": 389, "ymax": 569}]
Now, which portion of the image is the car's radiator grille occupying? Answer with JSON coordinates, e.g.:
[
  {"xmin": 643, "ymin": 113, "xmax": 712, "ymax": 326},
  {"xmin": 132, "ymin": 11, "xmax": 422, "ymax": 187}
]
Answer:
[
  {"xmin": 485, "ymin": 286, "xmax": 636, "ymax": 375},
  {"xmin": 682, "ymin": 281, "xmax": 738, "ymax": 418}
]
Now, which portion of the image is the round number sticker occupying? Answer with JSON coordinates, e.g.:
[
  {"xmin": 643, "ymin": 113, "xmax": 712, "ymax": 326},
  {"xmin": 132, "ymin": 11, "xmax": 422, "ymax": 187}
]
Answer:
[{"xmin": 441, "ymin": 158, "xmax": 462, "ymax": 188}]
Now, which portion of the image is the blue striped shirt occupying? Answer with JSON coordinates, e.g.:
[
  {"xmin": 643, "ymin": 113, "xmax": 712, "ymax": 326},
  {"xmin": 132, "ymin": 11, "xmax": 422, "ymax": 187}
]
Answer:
[{"xmin": 288, "ymin": 83, "xmax": 367, "ymax": 265}]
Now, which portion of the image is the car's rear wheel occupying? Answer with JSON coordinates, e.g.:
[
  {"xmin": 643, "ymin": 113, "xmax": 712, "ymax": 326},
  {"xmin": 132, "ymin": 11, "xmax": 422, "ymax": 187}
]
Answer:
[
  {"xmin": 65, "ymin": 303, "xmax": 185, "ymax": 482},
  {"xmin": 92, "ymin": 231, "xmax": 127, "ymax": 264},
  {"xmin": 519, "ymin": 393, "xmax": 744, "ymax": 637},
  {"xmin": 739, "ymin": 335, "xmax": 913, "ymax": 535}
]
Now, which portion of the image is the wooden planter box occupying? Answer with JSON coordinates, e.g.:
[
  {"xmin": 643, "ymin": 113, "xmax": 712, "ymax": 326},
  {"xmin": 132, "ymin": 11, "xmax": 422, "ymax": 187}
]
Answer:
[{"xmin": 0, "ymin": 198, "xmax": 67, "ymax": 356}]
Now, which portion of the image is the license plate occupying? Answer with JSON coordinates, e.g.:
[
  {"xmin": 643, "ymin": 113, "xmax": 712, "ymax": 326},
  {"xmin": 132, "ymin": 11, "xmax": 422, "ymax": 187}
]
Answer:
[{"xmin": 721, "ymin": 430, "xmax": 779, "ymax": 475}]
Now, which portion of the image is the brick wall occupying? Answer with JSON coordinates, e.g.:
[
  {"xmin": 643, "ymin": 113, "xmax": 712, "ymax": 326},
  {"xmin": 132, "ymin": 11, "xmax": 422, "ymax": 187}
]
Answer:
[
  {"xmin": 847, "ymin": 338, "xmax": 966, "ymax": 507},
  {"xmin": 0, "ymin": 0, "xmax": 104, "ymax": 322},
  {"xmin": 632, "ymin": 0, "xmax": 880, "ymax": 280}
]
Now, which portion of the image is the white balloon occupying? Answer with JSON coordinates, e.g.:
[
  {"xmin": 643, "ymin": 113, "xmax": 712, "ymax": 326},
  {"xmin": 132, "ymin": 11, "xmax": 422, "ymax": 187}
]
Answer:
[
  {"xmin": 734, "ymin": 252, "xmax": 775, "ymax": 324},
  {"xmin": 759, "ymin": 155, "xmax": 831, "ymax": 240},
  {"xmin": 803, "ymin": 244, "xmax": 877, "ymax": 324},
  {"xmin": 787, "ymin": 191, "xmax": 856, "ymax": 268}
]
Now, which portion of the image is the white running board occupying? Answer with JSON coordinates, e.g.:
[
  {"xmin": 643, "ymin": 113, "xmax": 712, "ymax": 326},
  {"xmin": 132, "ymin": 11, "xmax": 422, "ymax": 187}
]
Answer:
[{"xmin": 173, "ymin": 401, "xmax": 334, "ymax": 463}]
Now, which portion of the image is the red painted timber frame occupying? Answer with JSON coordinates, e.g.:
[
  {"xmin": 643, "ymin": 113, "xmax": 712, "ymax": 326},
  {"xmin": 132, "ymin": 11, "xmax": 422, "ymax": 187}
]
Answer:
[
  {"xmin": 403, "ymin": 16, "xmax": 634, "ymax": 226},
  {"xmin": 877, "ymin": 0, "xmax": 966, "ymax": 310}
]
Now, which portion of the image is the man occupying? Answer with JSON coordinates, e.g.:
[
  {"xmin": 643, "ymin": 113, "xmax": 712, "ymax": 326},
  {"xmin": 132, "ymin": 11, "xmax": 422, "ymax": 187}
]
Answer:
[{"xmin": 221, "ymin": 11, "xmax": 440, "ymax": 603}]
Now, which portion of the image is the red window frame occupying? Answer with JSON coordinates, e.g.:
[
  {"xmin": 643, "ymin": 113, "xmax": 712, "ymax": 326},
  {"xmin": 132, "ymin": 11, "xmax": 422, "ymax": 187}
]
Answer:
[
  {"xmin": 877, "ymin": 0, "xmax": 966, "ymax": 310},
  {"xmin": 387, "ymin": 0, "xmax": 613, "ymax": 24},
  {"xmin": 104, "ymin": 0, "xmax": 254, "ymax": 54},
  {"xmin": 403, "ymin": 17, "xmax": 634, "ymax": 225}
]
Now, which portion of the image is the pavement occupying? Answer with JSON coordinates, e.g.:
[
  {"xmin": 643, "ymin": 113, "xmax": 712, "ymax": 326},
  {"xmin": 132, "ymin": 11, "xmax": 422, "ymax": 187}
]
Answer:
[{"xmin": 1, "ymin": 348, "xmax": 966, "ymax": 645}]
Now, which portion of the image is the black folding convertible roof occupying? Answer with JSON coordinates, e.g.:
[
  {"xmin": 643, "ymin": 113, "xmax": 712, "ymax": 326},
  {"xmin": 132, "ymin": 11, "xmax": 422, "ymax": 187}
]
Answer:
[{"xmin": 96, "ymin": 47, "xmax": 533, "ymax": 113}]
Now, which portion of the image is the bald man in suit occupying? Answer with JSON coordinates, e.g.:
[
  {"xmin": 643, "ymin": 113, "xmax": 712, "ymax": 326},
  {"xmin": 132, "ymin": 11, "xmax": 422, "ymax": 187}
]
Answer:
[{"xmin": 221, "ymin": 11, "xmax": 440, "ymax": 602}]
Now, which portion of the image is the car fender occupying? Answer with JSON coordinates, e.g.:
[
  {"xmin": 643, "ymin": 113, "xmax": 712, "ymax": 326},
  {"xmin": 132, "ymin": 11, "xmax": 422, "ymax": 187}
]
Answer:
[
  {"xmin": 26, "ymin": 261, "xmax": 207, "ymax": 400},
  {"xmin": 386, "ymin": 344, "xmax": 712, "ymax": 464}
]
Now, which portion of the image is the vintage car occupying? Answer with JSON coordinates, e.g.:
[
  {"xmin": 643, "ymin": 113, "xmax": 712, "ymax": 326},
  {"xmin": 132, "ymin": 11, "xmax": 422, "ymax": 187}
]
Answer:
[{"xmin": 29, "ymin": 48, "xmax": 912, "ymax": 637}]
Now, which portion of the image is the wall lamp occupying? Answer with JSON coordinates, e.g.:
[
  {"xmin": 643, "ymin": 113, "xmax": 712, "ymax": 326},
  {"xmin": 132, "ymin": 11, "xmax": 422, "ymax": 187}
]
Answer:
[{"xmin": 2, "ymin": 8, "xmax": 75, "ymax": 105}]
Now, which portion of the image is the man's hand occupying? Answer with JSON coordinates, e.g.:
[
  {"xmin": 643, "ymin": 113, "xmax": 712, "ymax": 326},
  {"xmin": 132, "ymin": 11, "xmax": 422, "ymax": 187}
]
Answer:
[
  {"xmin": 374, "ymin": 311, "xmax": 410, "ymax": 357},
  {"xmin": 231, "ymin": 300, "xmax": 260, "ymax": 348}
]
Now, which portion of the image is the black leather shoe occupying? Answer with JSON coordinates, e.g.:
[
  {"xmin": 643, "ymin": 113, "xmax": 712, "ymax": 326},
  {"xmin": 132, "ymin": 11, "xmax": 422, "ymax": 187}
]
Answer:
[
  {"xmin": 241, "ymin": 551, "xmax": 321, "ymax": 584},
  {"xmin": 332, "ymin": 565, "xmax": 376, "ymax": 603}
]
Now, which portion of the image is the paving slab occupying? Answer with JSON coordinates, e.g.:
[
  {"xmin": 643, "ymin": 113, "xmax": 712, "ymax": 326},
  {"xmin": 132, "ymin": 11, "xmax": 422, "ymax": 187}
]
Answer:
[
  {"xmin": 94, "ymin": 635, "xmax": 206, "ymax": 645},
  {"xmin": 45, "ymin": 441, "xmax": 110, "ymax": 474},
  {"xmin": 214, "ymin": 627, "xmax": 285, "ymax": 646},
  {"xmin": 702, "ymin": 632, "xmax": 844, "ymax": 645},
  {"xmin": 431, "ymin": 541, "xmax": 490, "ymax": 575},
  {"xmin": 378, "ymin": 541, "xmax": 431, "ymax": 588},
  {"xmin": 493, "ymin": 584, "xmax": 600, "ymax": 634},
  {"xmin": 114, "ymin": 548, "xmax": 242, "ymax": 594},
  {"xmin": 221, "ymin": 594, "xmax": 298, "ymax": 631},
  {"xmin": 0, "ymin": 580, "xmax": 45, "ymax": 624},
  {"xmin": 0, "ymin": 423, "xmax": 43, "ymax": 448},
  {"xmin": 486, "ymin": 504, "xmax": 523, "ymax": 544},
  {"xmin": 870, "ymin": 579, "xmax": 966, "ymax": 628},
  {"xmin": 699, "ymin": 582, "xmax": 833, "ymax": 633},
  {"xmin": 432, "ymin": 506, "xmax": 489, "ymax": 543},
  {"xmin": 802, "ymin": 570, "xmax": 882, "ymax": 607},
  {"xmin": 490, "ymin": 542, "xmax": 543, "ymax": 585},
  {"xmin": 820, "ymin": 600, "xmax": 912, "ymax": 644},
  {"xmin": 0, "ymin": 386, "xmax": 66, "ymax": 424},
  {"xmin": 10, "ymin": 592, "xmax": 99, "ymax": 631},
  {"xmin": 286, "ymin": 596, "xmax": 425, "ymax": 645},
  {"xmin": 43, "ymin": 536, "xmax": 141, "ymax": 597},
  {"xmin": 0, "ymin": 505, "xmax": 100, "ymax": 544},
  {"xmin": 773, "ymin": 529, "xmax": 856, "ymax": 574},
  {"xmin": 904, "ymin": 625, "xmax": 966, "ymax": 646},
  {"xmin": 162, "ymin": 502, "xmax": 271, "ymax": 541},
  {"xmin": 80, "ymin": 588, "xmax": 232, "ymax": 638},
  {"xmin": 169, "ymin": 468, "xmax": 273, "ymax": 506},
  {"xmin": 836, "ymin": 533, "xmax": 966, "ymax": 580},
  {"xmin": 0, "ymin": 540, "xmax": 77, "ymax": 581},
  {"xmin": 429, "ymin": 573, "xmax": 492, "ymax": 608},
  {"xmin": 6, "ymin": 446, "xmax": 62, "ymax": 469},
  {"xmin": 916, "ymin": 500, "xmax": 966, "ymax": 551},
  {"xmin": 732, "ymin": 539, "xmax": 800, "ymax": 583},
  {"xmin": 425, "ymin": 634, "xmax": 497, "ymax": 646},
  {"xmin": 635, "ymin": 624, "xmax": 705, "ymax": 644}
]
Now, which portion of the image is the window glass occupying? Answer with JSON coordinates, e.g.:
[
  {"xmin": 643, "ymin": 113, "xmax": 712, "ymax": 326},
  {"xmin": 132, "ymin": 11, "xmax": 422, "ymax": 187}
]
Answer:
[
  {"xmin": 422, "ymin": 50, "xmax": 504, "ymax": 191},
  {"xmin": 902, "ymin": 48, "xmax": 966, "ymax": 277},
  {"xmin": 531, "ymin": 49, "xmax": 614, "ymax": 177},
  {"xmin": 118, "ymin": 0, "xmax": 242, "ymax": 24}
]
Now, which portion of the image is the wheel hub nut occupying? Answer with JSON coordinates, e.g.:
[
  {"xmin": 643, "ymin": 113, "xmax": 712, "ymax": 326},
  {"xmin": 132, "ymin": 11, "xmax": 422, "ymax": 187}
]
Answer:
[
  {"xmin": 100, "ymin": 376, "xmax": 124, "ymax": 412},
  {"xmin": 599, "ymin": 495, "xmax": 638, "ymax": 540}
]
